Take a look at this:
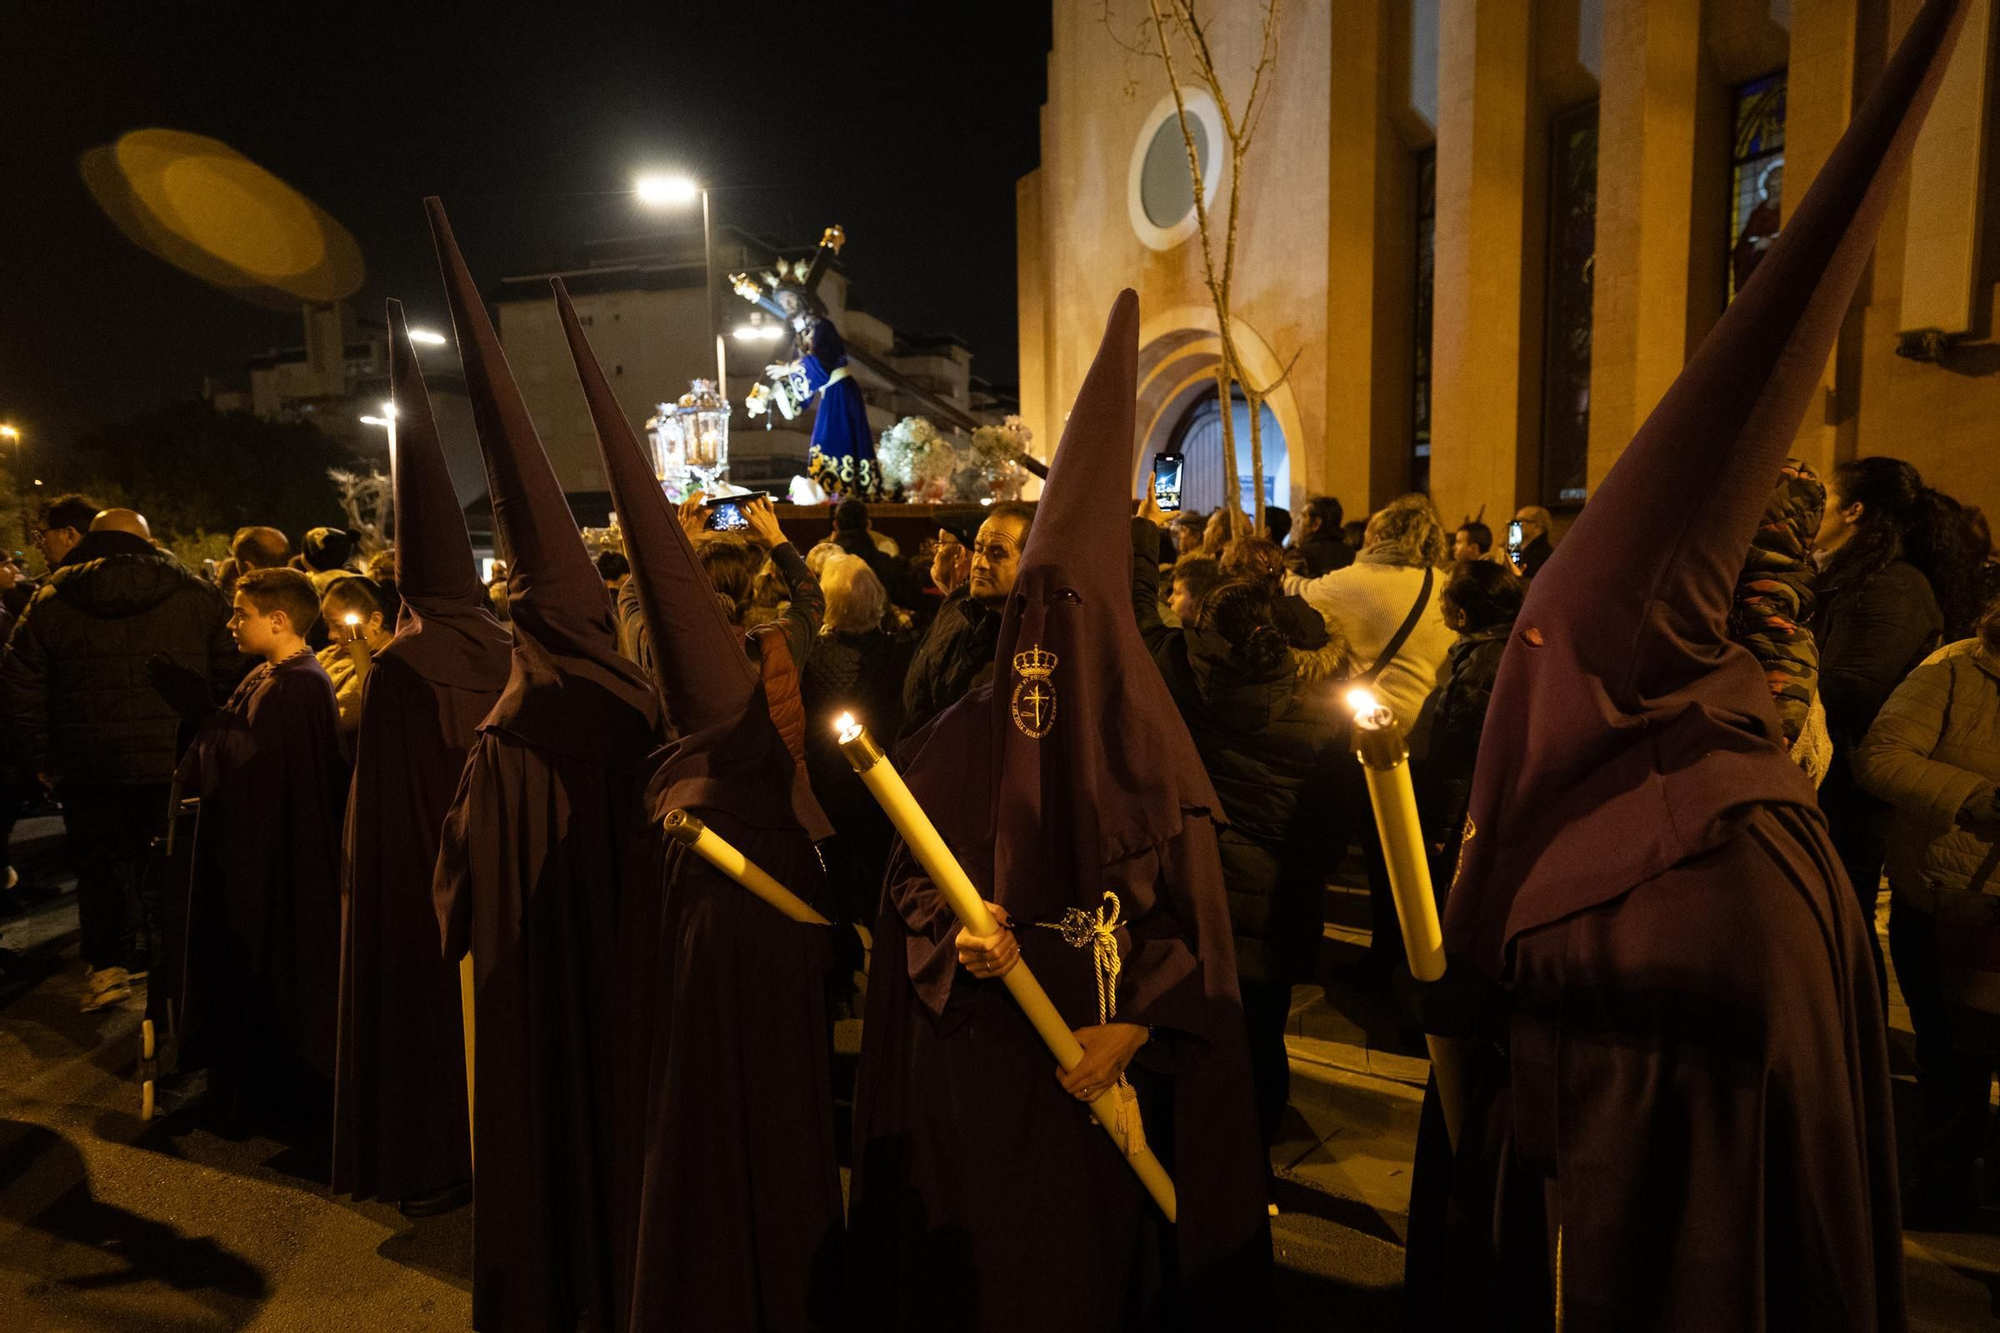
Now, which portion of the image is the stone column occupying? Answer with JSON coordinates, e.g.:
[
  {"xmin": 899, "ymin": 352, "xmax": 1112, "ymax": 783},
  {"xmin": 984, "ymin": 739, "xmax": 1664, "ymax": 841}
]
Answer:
[
  {"xmin": 1429, "ymin": 0, "xmax": 1537, "ymax": 533},
  {"xmin": 1588, "ymin": 0, "xmax": 1706, "ymax": 488},
  {"xmin": 1325, "ymin": 0, "xmax": 1421, "ymax": 513},
  {"xmin": 1784, "ymin": 0, "xmax": 1862, "ymax": 471}
]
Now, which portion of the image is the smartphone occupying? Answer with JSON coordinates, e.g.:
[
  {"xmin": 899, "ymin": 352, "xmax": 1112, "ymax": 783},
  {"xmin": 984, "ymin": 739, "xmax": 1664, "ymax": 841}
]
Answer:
[
  {"xmin": 1153, "ymin": 452, "xmax": 1185, "ymax": 513},
  {"xmin": 1507, "ymin": 520, "xmax": 1525, "ymax": 564},
  {"xmin": 703, "ymin": 491, "xmax": 766, "ymax": 533}
]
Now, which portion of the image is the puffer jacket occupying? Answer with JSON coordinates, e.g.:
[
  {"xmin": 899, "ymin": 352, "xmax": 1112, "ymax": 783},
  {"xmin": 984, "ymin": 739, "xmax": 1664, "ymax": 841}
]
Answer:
[
  {"xmin": 1131, "ymin": 518, "xmax": 1347, "ymax": 984},
  {"xmin": 1730, "ymin": 458, "xmax": 1822, "ymax": 747},
  {"xmin": 1422, "ymin": 625, "xmax": 1510, "ymax": 860},
  {"xmin": 1853, "ymin": 639, "xmax": 2000, "ymax": 912},
  {"xmin": 0, "ymin": 531, "xmax": 241, "ymax": 784}
]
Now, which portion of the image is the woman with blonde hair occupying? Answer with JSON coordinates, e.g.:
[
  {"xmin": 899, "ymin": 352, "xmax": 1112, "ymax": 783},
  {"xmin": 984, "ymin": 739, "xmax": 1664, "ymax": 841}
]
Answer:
[{"xmin": 803, "ymin": 555, "xmax": 914, "ymax": 928}]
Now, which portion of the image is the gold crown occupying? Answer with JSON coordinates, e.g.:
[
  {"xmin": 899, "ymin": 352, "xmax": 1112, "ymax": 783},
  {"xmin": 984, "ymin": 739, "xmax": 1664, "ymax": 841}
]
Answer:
[{"xmin": 1013, "ymin": 645, "xmax": 1058, "ymax": 679}]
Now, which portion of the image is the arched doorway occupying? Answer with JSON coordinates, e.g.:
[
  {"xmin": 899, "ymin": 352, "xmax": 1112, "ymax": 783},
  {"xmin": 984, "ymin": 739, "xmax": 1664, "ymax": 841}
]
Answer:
[
  {"xmin": 1151, "ymin": 390, "xmax": 1289, "ymax": 514},
  {"xmin": 1129, "ymin": 304, "xmax": 1309, "ymax": 512}
]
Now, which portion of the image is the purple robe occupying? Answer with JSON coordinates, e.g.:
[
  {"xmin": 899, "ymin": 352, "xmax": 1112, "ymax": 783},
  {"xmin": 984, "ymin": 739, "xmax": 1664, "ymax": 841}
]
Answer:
[
  {"xmin": 177, "ymin": 651, "xmax": 346, "ymax": 1112},
  {"xmin": 1414, "ymin": 4, "xmax": 1969, "ymax": 1325}
]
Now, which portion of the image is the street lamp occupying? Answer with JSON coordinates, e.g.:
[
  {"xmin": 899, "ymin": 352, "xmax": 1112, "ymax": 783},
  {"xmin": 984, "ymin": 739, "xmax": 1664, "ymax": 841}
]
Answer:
[
  {"xmin": 407, "ymin": 328, "xmax": 448, "ymax": 347},
  {"xmin": 634, "ymin": 170, "xmax": 727, "ymax": 401},
  {"xmin": 359, "ymin": 401, "xmax": 397, "ymax": 428},
  {"xmin": 732, "ymin": 315, "xmax": 784, "ymax": 342}
]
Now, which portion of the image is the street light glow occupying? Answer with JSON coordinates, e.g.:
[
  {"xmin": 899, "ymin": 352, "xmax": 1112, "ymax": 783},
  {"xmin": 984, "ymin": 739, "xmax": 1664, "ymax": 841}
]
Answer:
[
  {"xmin": 732, "ymin": 321, "xmax": 784, "ymax": 342},
  {"xmin": 407, "ymin": 328, "xmax": 448, "ymax": 346},
  {"xmin": 0, "ymin": 425, "xmax": 18, "ymax": 441},
  {"xmin": 635, "ymin": 172, "xmax": 700, "ymax": 207}
]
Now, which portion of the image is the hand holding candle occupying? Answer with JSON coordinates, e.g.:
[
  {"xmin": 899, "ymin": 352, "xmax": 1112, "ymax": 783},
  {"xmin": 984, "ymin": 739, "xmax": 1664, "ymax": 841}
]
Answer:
[
  {"xmin": 1346, "ymin": 687, "xmax": 1466, "ymax": 1147},
  {"xmin": 834, "ymin": 712, "xmax": 1179, "ymax": 1221}
]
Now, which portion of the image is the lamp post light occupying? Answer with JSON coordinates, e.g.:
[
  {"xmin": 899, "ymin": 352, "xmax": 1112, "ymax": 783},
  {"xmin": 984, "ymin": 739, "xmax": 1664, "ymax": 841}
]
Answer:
[
  {"xmin": 407, "ymin": 328, "xmax": 448, "ymax": 347},
  {"xmin": 634, "ymin": 171, "xmax": 728, "ymax": 403}
]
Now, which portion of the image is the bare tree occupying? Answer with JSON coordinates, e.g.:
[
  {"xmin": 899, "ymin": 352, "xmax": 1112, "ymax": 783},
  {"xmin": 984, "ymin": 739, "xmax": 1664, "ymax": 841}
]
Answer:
[
  {"xmin": 328, "ymin": 467, "xmax": 391, "ymax": 555},
  {"xmin": 1106, "ymin": 0, "xmax": 1286, "ymax": 528}
]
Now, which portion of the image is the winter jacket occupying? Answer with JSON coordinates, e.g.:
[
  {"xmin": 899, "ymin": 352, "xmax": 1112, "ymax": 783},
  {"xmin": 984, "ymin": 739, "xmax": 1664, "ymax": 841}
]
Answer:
[
  {"xmin": 1283, "ymin": 553, "xmax": 1454, "ymax": 738},
  {"xmin": 1813, "ymin": 557, "xmax": 1943, "ymax": 750},
  {"xmin": 1854, "ymin": 640, "xmax": 2000, "ymax": 913},
  {"xmin": 899, "ymin": 587, "xmax": 1000, "ymax": 745},
  {"xmin": 1132, "ymin": 518, "xmax": 1347, "ymax": 984},
  {"xmin": 0, "ymin": 531, "xmax": 241, "ymax": 784},
  {"xmin": 1730, "ymin": 458, "xmax": 1823, "ymax": 747},
  {"xmin": 1422, "ymin": 625, "xmax": 1510, "ymax": 861},
  {"xmin": 1292, "ymin": 535, "xmax": 1354, "ymax": 579}
]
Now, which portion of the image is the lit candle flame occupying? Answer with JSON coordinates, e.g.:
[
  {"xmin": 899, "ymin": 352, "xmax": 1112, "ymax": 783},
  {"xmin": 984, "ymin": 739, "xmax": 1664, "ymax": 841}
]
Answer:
[
  {"xmin": 343, "ymin": 613, "xmax": 361, "ymax": 627},
  {"xmin": 835, "ymin": 712, "xmax": 863, "ymax": 745},
  {"xmin": 1344, "ymin": 687, "xmax": 1379, "ymax": 718}
]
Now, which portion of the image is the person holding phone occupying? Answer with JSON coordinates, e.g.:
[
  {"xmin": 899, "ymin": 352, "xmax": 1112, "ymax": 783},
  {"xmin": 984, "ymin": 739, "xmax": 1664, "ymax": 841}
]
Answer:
[{"xmin": 1509, "ymin": 505, "xmax": 1555, "ymax": 577}]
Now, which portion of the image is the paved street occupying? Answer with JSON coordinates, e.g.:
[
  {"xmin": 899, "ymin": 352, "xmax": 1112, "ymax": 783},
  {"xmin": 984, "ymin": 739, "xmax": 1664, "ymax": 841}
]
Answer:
[{"xmin": 2, "ymin": 839, "xmax": 1998, "ymax": 1329}]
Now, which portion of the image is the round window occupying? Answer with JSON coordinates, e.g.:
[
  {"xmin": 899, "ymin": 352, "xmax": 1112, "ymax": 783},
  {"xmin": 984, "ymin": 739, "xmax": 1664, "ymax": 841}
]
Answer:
[{"xmin": 1127, "ymin": 89, "xmax": 1226, "ymax": 252}]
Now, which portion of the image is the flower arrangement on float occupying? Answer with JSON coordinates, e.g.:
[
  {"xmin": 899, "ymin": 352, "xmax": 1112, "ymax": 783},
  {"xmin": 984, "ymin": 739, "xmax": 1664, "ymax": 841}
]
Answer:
[{"xmin": 879, "ymin": 414, "xmax": 1035, "ymax": 503}]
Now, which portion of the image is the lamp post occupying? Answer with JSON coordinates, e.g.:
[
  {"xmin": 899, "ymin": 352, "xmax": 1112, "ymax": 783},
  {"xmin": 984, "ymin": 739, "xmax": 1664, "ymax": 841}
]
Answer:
[{"xmin": 635, "ymin": 172, "xmax": 728, "ymax": 403}]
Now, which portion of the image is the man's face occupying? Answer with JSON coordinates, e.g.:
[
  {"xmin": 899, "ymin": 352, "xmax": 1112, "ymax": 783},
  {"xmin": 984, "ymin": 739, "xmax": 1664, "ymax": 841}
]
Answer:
[
  {"xmin": 1513, "ymin": 509, "xmax": 1547, "ymax": 544},
  {"xmin": 229, "ymin": 591, "xmax": 280, "ymax": 657},
  {"xmin": 1169, "ymin": 578, "xmax": 1203, "ymax": 626},
  {"xmin": 1452, "ymin": 529, "xmax": 1483, "ymax": 563},
  {"xmin": 967, "ymin": 515, "xmax": 1029, "ymax": 607},
  {"xmin": 36, "ymin": 525, "xmax": 80, "ymax": 568}
]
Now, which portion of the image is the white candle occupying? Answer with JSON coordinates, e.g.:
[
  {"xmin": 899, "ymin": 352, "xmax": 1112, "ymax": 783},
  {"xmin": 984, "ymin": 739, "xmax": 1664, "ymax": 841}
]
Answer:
[
  {"xmin": 1347, "ymin": 687, "xmax": 1465, "ymax": 1147},
  {"xmin": 835, "ymin": 714, "xmax": 1178, "ymax": 1221},
  {"xmin": 662, "ymin": 810, "xmax": 831, "ymax": 925}
]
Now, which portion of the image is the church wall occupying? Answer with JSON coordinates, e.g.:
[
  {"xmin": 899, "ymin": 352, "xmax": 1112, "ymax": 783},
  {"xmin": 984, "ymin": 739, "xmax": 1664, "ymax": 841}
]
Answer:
[{"xmin": 1023, "ymin": 0, "xmax": 2000, "ymax": 536}]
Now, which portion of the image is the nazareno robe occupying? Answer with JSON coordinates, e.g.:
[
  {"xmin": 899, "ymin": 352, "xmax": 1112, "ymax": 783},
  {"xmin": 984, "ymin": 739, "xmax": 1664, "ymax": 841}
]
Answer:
[
  {"xmin": 846, "ymin": 291, "xmax": 1271, "ymax": 1331},
  {"xmin": 426, "ymin": 198, "xmax": 662, "ymax": 1333},
  {"xmin": 550, "ymin": 277, "xmax": 844, "ymax": 1332},
  {"xmin": 1409, "ymin": 2, "xmax": 1968, "ymax": 1326},
  {"xmin": 333, "ymin": 653, "xmax": 493, "ymax": 1201},
  {"xmin": 333, "ymin": 297, "xmax": 510, "ymax": 1205},
  {"xmin": 177, "ymin": 651, "xmax": 346, "ymax": 1119}
]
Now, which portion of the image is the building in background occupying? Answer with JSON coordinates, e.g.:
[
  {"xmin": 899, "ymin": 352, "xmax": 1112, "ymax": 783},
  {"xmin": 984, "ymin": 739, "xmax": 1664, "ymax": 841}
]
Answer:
[
  {"xmin": 1018, "ymin": 0, "xmax": 2000, "ymax": 535},
  {"xmin": 491, "ymin": 225, "xmax": 1009, "ymax": 495}
]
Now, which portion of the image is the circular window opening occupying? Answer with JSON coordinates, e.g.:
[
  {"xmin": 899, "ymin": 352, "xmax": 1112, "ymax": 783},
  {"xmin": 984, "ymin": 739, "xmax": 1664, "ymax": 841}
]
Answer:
[
  {"xmin": 1127, "ymin": 89, "xmax": 1225, "ymax": 252},
  {"xmin": 1140, "ymin": 115, "xmax": 1208, "ymax": 228}
]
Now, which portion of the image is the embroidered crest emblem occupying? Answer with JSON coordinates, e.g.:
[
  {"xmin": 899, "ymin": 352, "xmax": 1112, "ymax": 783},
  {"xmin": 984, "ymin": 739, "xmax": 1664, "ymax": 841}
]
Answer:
[{"xmin": 1010, "ymin": 644, "xmax": 1058, "ymax": 739}]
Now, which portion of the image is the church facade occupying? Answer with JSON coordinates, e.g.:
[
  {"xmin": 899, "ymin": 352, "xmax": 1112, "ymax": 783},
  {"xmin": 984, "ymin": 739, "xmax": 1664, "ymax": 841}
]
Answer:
[{"xmin": 1017, "ymin": 0, "xmax": 2000, "ymax": 531}]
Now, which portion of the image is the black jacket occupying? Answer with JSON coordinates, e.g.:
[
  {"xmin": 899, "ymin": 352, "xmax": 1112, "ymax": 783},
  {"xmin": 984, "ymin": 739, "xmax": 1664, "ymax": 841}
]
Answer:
[
  {"xmin": 1131, "ymin": 519, "xmax": 1346, "ymax": 984},
  {"xmin": 1292, "ymin": 534, "xmax": 1354, "ymax": 579},
  {"xmin": 899, "ymin": 588, "xmax": 1000, "ymax": 744},
  {"xmin": 0, "ymin": 531, "xmax": 241, "ymax": 784},
  {"xmin": 1420, "ymin": 625, "xmax": 1509, "ymax": 869},
  {"xmin": 1813, "ymin": 557, "xmax": 1943, "ymax": 750}
]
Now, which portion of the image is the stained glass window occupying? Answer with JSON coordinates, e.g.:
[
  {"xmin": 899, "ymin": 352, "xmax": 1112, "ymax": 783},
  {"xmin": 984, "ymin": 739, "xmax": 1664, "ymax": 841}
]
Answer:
[
  {"xmin": 1412, "ymin": 147, "xmax": 1436, "ymax": 494},
  {"xmin": 1540, "ymin": 103, "xmax": 1597, "ymax": 507},
  {"xmin": 1729, "ymin": 71, "xmax": 1786, "ymax": 300}
]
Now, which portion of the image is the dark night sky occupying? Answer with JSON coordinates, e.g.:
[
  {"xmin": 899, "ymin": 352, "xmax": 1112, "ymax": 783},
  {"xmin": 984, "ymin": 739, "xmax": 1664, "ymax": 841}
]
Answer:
[{"xmin": 1, "ymin": 2, "xmax": 1052, "ymax": 447}]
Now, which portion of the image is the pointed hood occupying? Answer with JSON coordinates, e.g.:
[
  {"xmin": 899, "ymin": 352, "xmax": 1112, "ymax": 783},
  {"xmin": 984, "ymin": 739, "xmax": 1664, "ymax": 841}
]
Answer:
[
  {"xmin": 552, "ymin": 279, "xmax": 830, "ymax": 839},
  {"xmin": 1445, "ymin": 0, "xmax": 1969, "ymax": 979},
  {"xmin": 910, "ymin": 291, "xmax": 1219, "ymax": 918},
  {"xmin": 383, "ymin": 298, "xmax": 511, "ymax": 692},
  {"xmin": 425, "ymin": 197, "xmax": 658, "ymax": 763}
]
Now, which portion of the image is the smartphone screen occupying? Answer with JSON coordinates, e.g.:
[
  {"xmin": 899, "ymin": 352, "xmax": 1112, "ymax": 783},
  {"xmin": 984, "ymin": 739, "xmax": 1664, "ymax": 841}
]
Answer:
[
  {"xmin": 1153, "ymin": 452, "xmax": 1185, "ymax": 513},
  {"xmin": 1507, "ymin": 520, "xmax": 1524, "ymax": 550},
  {"xmin": 706, "ymin": 502, "xmax": 750, "ymax": 533}
]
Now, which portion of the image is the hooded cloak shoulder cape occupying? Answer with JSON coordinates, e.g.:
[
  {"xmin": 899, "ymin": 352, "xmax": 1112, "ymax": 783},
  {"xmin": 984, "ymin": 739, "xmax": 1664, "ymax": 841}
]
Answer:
[
  {"xmin": 177, "ymin": 651, "xmax": 346, "ymax": 1107},
  {"xmin": 423, "ymin": 200, "xmax": 660, "ymax": 1333},
  {"xmin": 1414, "ymin": 4, "xmax": 1967, "ymax": 1326},
  {"xmin": 333, "ymin": 300, "xmax": 511, "ymax": 1204},
  {"xmin": 846, "ymin": 291, "xmax": 1272, "ymax": 1332},
  {"xmin": 553, "ymin": 280, "xmax": 843, "ymax": 1332}
]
